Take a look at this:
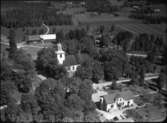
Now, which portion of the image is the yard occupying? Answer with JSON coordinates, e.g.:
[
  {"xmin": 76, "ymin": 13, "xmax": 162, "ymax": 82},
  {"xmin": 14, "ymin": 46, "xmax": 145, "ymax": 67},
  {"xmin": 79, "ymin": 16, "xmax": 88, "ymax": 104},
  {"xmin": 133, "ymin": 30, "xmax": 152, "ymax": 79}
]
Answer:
[{"xmin": 125, "ymin": 104, "xmax": 166, "ymax": 122}]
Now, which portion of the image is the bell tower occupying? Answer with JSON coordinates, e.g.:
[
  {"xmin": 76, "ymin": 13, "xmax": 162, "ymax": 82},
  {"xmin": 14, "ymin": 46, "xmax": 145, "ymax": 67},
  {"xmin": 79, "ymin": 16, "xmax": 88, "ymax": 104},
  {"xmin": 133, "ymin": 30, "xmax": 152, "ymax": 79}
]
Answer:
[{"xmin": 55, "ymin": 43, "xmax": 65, "ymax": 65}]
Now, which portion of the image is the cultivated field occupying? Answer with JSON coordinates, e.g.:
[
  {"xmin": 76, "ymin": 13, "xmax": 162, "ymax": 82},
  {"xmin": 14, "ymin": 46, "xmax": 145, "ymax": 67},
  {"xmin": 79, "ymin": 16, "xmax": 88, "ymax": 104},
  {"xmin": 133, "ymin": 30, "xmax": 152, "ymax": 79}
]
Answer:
[
  {"xmin": 116, "ymin": 23, "xmax": 166, "ymax": 35},
  {"xmin": 75, "ymin": 13, "xmax": 139, "ymax": 25}
]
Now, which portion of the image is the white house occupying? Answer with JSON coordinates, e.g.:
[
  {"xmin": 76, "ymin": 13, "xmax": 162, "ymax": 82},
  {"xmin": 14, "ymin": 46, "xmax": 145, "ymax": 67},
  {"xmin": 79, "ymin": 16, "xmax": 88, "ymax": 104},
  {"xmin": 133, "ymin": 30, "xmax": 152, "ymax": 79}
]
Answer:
[{"xmin": 99, "ymin": 90, "xmax": 136, "ymax": 112}]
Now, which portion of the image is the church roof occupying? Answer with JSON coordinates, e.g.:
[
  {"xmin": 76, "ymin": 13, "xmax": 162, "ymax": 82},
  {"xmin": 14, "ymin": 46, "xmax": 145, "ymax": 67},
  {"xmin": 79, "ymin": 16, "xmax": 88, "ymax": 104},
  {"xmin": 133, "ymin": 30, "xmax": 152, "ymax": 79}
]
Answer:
[{"xmin": 63, "ymin": 55, "xmax": 78, "ymax": 66}]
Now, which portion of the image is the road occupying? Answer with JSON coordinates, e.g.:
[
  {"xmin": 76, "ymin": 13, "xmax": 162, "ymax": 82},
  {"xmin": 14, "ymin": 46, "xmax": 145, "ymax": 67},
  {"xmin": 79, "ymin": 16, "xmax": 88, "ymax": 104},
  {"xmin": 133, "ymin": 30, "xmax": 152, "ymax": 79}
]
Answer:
[
  {"xmin": 93, "ymin": 73, "xmax": 159, "ymax": 90},
  {"xmin": 42, "ymin": 23, "xmax": 50, "ymax": 35}
]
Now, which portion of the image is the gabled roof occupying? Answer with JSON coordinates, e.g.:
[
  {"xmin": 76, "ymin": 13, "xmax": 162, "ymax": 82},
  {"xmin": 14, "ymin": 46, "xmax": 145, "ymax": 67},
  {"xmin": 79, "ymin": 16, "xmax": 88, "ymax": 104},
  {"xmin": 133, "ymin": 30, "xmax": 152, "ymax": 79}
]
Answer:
[
  {"xmin": 28, "ymin": 35, "xmax": 41, "ymax": 41},
  {"xmin": 103, "ymin": 90, "xmax": 135, "ymax": 104},
  {"xmin": 63, "ymin": 55, "xmax": 78, "ymax": 66},
  {"xmin": 120, "ymin": 90, "xmax": 134, "ymax": 100},
  {"xmin": 103, "ymin": 93, "xmax": 118, "ymax": 104},
  {"xmin": 40, "ymin": 34, "xmax": 56, "ymax": 40},
  {"xmin": 28, "ymin": 34, "xmax": 56, "ymax": 41}
]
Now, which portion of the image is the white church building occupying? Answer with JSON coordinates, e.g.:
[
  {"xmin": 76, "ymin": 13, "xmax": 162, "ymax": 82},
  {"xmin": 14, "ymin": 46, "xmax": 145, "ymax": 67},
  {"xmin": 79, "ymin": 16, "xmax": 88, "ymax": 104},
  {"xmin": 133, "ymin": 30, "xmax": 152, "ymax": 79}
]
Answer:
[{"xmin": 55, "ymin": 43, "xmax": 80, "ymax": 77}]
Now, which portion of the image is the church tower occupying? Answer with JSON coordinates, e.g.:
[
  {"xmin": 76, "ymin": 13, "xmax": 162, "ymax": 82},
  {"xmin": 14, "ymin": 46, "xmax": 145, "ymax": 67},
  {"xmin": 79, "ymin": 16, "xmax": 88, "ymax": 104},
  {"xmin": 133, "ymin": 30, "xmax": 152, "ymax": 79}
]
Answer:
[{"xmin": 55, "ymin": 43, "xmax": 65, "ymax": 65}]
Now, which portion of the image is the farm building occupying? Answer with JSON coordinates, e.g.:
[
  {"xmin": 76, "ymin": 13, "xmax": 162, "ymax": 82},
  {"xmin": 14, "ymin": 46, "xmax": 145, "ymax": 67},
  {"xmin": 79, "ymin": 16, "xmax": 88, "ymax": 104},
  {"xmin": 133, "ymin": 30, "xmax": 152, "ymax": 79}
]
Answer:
[
  {"xmin": 99, "ymin": 90, "xmax": 136, "ymax": 112},
  {"xmin": 27, "ymin": 34, "xmax": 56, "ymax": 43}
]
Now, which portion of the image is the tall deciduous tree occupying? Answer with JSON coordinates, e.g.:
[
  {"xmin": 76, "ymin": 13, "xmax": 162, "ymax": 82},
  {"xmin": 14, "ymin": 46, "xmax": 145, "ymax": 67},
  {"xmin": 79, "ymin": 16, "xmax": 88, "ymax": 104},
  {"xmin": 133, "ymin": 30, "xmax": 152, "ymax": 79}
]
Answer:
[
  {"xmin": 92, "ymin": 60, "xmax": 104, "ymax": 83},
  {"xmin": 8, "ymin": 28, "xmax": 17, "ymax": 58},
  {"xmin": 36, "ymin": 48, "xmax": 67, "ymax": 79},
  {"xmin": 78, "ymin": 79, "xmax": 95, "ymax": 112}
]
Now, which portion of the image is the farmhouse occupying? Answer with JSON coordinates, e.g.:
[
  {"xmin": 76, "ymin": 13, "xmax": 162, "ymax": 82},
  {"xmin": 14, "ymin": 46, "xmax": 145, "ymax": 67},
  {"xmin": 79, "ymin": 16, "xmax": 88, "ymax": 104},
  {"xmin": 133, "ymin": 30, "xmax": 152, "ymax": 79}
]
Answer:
[{"xmin": 99, "ymin": 90, "xmax": 135, "ymax": 112}]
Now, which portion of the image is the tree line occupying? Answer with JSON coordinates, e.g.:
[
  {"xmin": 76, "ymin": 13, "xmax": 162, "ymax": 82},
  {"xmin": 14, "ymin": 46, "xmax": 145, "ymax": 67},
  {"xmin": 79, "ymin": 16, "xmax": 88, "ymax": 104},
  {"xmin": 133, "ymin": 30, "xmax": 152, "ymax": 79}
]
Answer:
[{"xmin": 1, "ymin": 5, "xmax": 72, "ymax": 28}]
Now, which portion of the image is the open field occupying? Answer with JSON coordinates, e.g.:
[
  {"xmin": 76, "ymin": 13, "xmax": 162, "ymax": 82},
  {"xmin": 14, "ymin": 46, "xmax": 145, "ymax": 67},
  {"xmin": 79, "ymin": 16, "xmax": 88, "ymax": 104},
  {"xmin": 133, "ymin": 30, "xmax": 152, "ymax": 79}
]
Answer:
[
  {"xmin": 75, "ymin": 13, "xmax": 140, "ymax": 25},
  {"xmin": 116, "ymin": 23, "xmax": 166, "ymax": 35}
]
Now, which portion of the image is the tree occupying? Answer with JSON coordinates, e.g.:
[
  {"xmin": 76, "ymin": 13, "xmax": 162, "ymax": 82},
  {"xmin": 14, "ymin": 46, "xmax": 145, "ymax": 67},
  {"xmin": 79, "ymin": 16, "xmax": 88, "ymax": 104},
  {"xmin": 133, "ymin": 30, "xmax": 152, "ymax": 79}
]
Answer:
[
  {"xmin": 12, "ymin": 49, "xmax": 35, "ymax": 74},
  {"xmin": 9, "ymin": 50, "xmax": 36, "ymax": 93},
  {"xmin": 21, "ymin": 94, "xmax": 40, "ymax": 115},
  {"xmin": 158, "ymin": 70, "xmax": 167, "ymax": 89},
  {"xmin": 100, "ymin": 34, "xmax": 111, "ymax": 47},
  {"xmin": 99, "ymin": 25, "xmax": 105, "ymax": 34},
  {"xmin": 132, "ymin": 33, "xmax": 151, "ymax": 52},
  {"xmin": 102, "ymin": 49, "xmax": 129, "ymax": 80},
  {"xmin": 78, "ymin": 79, "xmax": 95, "ymax": 112},
  {"xmin": 75, "ymin": 66, "xmax": 92, "ymax": 80},
  {"xmin": 0, "ymin": 81, "xmax": 17, "ymax": 106},
  {"xmin": 113, "ymin": 31, "xmax": 133, "ymax": 51},
  {"xmin": 109, "ymin": 24, "xmax": 115, "ymax": 33},
  {"xmin": 76, "ymin": 53, "xmax": 93, "ymax": 81},
  {"xmin": 65, "ymin": 94, "xmax": 85, "ymax": 111},
  {"xmin": 4, "ymin": 103, "xmax": 21, "ymax": 122},
  {"xmin": 104, "ymin": 61, "xmax": 120, "ymax": 80},
  {"xmin": 86, "ymin": 0, "xmax": 112, "ymax": 13},
  {"xmin": 35, "ymin": 79, "xmax": 66, "ymax": 121},
  {"xmin": 92, "ymin": 60, "xmax": 104, "ymax": 83},
  {"xmin": 66, "ymin": 29, "xmax": 86, "ymax": 40},
  {"xmin": 31, "ymin": 29, "xmax": 37, "ymax": 35},
  {"xmin": 36, "ymin": 48, "xmax": 67, "ymax": 79},
  {"xmin": 64, "ymin": 39, "xmax": 78, "ymax": 55},
  {"xmin": 56, "ymin": 30, "xmax": 64, "ymax": 42},
  {"xmin": 8, "ymin": 28, "xmax": 17, "ymax": 58},
  {"xmin": 0, "ymin": 56, "xmax": 13, "ymax": 81},
  {"xmin": 65, "ymin": 77, "xmax": 82, "ymax": 94},
  {"xmin": 138, "ymin": 66, "xmax": 145, "ymax": 86},
  {"xmin": 79, "ymin": 36, "xmax": 96, "ymax": 56},
  {"xmin": 84, "ymin": 111, "xmax": 100, "ymax": 122}
]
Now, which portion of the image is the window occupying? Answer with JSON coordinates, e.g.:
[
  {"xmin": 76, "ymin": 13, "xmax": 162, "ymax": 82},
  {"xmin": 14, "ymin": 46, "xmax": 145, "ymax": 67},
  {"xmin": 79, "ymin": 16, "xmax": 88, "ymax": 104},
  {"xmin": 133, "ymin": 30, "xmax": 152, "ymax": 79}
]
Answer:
[
  {"xmin": 60, "ymin": 54, "xmax": 62, "ymax": 58},
  {"xmin": 67, "ymin": 67, "xmax": 70, "ymax": 71},
  {"xmin": 113, "ymin": 117, "xmax": 119, "ymax": 121}
]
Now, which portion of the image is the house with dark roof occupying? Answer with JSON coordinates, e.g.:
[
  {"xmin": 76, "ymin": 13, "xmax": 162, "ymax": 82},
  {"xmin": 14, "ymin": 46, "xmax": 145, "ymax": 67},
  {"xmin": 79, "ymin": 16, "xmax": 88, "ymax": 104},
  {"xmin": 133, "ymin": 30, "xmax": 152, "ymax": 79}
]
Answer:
[{"xmin": 99, "ymin": 90, "xmax": 136, "ymax": 112}]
